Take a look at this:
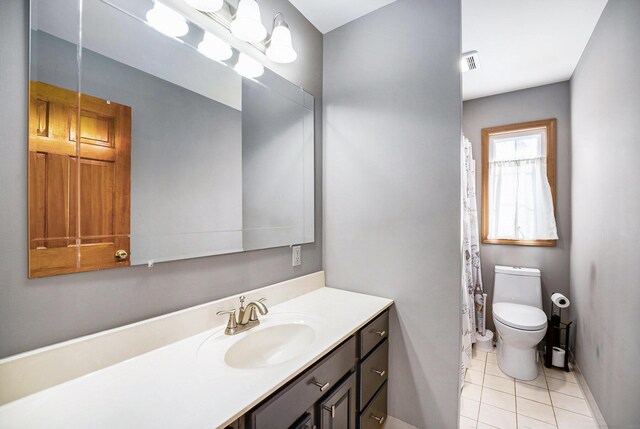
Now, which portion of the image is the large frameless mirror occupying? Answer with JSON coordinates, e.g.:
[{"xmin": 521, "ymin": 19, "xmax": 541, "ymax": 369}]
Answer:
[{"xmin": 28, "ymin": 0, "xmax": 314, "ymax": 277}]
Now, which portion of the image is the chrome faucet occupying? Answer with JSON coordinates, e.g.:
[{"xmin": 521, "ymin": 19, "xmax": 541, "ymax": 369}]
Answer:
[{"xmin": 217, "ymin": 296, "xmax": 268, "ymax": 335}]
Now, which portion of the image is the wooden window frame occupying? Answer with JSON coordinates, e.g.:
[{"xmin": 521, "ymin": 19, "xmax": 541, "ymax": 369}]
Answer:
[{"xmin": 481, "ymin": 118, "xmax": 557, "ymax": 247}]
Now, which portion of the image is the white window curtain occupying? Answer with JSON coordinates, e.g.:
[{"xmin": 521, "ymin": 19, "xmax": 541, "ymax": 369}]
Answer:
[{"xmin": 488, "ymin": 129, "xmax": 558, "ymax": 240}]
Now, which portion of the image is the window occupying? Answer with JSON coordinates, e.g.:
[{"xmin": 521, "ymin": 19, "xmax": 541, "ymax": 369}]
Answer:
[{"xmin": 481, "ymin": 119, "xmax": 558, "ymax": 246}]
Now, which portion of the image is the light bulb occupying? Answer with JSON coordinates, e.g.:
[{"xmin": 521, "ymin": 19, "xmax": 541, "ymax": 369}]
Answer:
[
  {"xmin": 198, "ymin": 32, "xmax": 232, "ymax": 61},
  {"xmin": 266, "ymin": 15, "xmax": 296, "ymax": 64},
  {"xmin": 230, "ymin": 0, "xmax": 266, "ymax": 43},
  {"xmin": 234, "ymin": 53, "xmax": 264, "ymax": 78},
  {"xmin": 146, "ymin": 2, "xmax": 189, "ymax": 38},
  {"xmin": 184, "ymin": 0, "xmax": 223, "ymax": 12}
]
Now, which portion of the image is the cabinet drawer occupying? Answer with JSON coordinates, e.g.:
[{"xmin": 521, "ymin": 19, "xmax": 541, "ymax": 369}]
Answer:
[
  {"xmin": 359, "ymin": 340, "xmax": 388, "ymax": 410},
  {"xmin": 250, "ymin": 337, "xmax": 357, "ymax": 429},
  {"xmin": 359, "ymin": 311, "xmax": 389, "ymax": 359},
  {"xmin": 359, "ymin": 382, "xmax": 388, "ymax": 429}
]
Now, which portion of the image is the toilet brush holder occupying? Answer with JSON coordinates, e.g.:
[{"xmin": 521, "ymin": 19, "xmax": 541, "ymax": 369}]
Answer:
[{"xmin": 476, "ymin": 330, "xmax": 494, "ymax": 353}]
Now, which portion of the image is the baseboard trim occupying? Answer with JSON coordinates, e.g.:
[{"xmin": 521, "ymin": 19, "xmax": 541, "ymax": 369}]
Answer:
[
  {"xmin": 570, "ymin": 352, "xmax": 608, "ymax": 428},
  {"xmin": 385, "ymin": 415, "xmax": 419, "ymax": 429}
]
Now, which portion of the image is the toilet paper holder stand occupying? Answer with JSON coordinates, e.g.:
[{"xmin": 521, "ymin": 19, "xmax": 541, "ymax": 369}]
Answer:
[{"xmin": 544, "ymin": 294, "xmax": 572, "ymax": 371}]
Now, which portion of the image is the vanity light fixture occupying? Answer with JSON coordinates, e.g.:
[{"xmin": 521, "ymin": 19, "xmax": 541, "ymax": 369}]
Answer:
[
  {"xmin": 183, "ymin": 0, "xmax": 224, "ymax": 12},
  {"xmin": 230, "ymin": 0, "xmax": 267, "ymax": 43},
  {"xmin": 265, "ymin": 13, "xmax": 297, "ymax": 64},
  {"xmin": 234, "ymin": 52, "xmax": 264, "ymax": 78},
  {"xmin": 146, "ymin": 1, "xmax": 189, "ymax": 38},
  {"xmin": 198, "ymin": 31, "xmax": 233, "ymax": 61}
]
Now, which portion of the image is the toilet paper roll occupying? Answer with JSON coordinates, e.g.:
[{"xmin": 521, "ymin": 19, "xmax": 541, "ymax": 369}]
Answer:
[
  {"xmin": 551, "ymin": 293, "xmax": 570, "ymax": 308},
  {"xmin": 552, "ymin": 346, "xmax": 566, "ymax": 367}
]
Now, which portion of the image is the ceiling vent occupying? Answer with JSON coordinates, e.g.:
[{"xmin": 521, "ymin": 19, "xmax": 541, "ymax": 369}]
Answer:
[{"xmin": 461, "ymin": 50, "xmax": 480, "ymax": 72}]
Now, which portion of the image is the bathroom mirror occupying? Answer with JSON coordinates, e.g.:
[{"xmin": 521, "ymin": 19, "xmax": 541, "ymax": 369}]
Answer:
[{"xmin": 28, "ymin": 0, "xmax": 314, "ymax": 277}]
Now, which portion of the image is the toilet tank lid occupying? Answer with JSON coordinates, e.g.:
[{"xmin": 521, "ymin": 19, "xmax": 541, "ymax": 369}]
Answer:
[{"xmin": 495, "ymin": 265, "xmax": 540, "ymax": 277}]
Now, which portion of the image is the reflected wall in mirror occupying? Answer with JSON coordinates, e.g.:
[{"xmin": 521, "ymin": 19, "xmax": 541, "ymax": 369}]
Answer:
[{"xmin": 28, "ymin": 0, "xmax": 315, "ymax": 278}]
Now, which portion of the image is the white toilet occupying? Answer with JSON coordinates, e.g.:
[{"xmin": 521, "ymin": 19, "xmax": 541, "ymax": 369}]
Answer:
[{"xmin": 492, "ymin": 266, "xmax": 548, "ymax": 380}]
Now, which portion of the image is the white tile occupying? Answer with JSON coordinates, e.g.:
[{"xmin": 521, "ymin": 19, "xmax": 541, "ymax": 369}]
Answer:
[
  {"xmin": 543, "ymin": 367, "xmax": 577, "ymax": 383},
  {"xmin": 470, "ymin": 358, "xmax": 486, "ymax": 372},
  {"xmin": 485, "ymin": 362, "xmax": 514, "ymax": 380},
  {"xmin": 550, "ymin": 391, "xmax": 592, "ymax": 417},
  {"xmin": 459, "ymin": 416, "xmax": 478, "ymax": 429},
  {"xmin": 518, "ymin": 372, "xmax": 547, "ymax": 389},
  {"xmin": 546, "ymin": 378, "xmax": 584, "ymax": 398},
  {"xmin": 486, "ymin": 350, "xmax": 498, "ymax": 363},
  {"xmin": 516, "ymin": 397, "xmax": 556, "ymax": 425},
  {"xmin": 474, "ymin": 349, "xmax": 488, "ymax": 361},
  {"xmin": 477, "ymin": 423, "xmax": 499, "ymax": 429},
  {"xmin": 517, "ymin": 414, "xmax": 558, "ymax": 429},
  {"xmin": 516, "ymin": 382, "xmax": 552, "ymax": 405},
  {"xmin": 466, "ymin": 368, "xmax": 484, "ymax": 386},
  {"xmin": 461, "ymin": 397, "xmax": 481, "ymax": 420},
  {"xmin": 484, "ymin": 374, "xmax": 515, "ymax": 394},
  {"xmin": 481, "ymin": 386, "xmax": 516, "ymax": 412},
  {"xmin": 462, "ymin": 382, "xmax": 483, "ymax": 401},
  {"xmin": 478, "ymin": 403, "xmax": 517, "ymax": 429},
  {"xmin": 554, "ymin": 408, "xmax": 597, "ymax": 429}
]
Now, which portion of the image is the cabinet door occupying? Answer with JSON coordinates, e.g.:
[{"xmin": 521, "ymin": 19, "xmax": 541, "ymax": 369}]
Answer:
[{"xmin": 318, "ymin": 373, "xmax": 356, "ymax": 429}]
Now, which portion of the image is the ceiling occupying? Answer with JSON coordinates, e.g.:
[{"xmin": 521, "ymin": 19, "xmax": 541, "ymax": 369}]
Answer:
[
  {"xmin": 462, "ymin": 0, "xmax": 608, "ymax": 100},
  {"xmin": 288, "ymin": 0, "xmax": 398, "ymax": 34}
]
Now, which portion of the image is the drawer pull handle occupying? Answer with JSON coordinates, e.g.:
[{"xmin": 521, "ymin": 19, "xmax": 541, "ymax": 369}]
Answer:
[
  {"xmin": 312, "ymin": 380, "xmax": 331, "ymax": 392},
  {"xmin": 370, "ymin": 414, "xmax": 385, "ymax": 424},
  {"xmin": 374, "ymin": 330, "xmax": 386, "ymax": 337},
  {"xmin": 323, "ymin": 405, "xmax": 336, "ymax": 418},
  {"xmin": 371, "ymin": 368, "xmax": 386, "ymax": 377}
]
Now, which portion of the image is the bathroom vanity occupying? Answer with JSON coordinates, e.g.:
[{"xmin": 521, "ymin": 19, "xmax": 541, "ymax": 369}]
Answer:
[
  {"xmin": 0, "ymin": 277, "xmax": 393, "ymax": 429},
  {"xmin": 232, "ymin": 310, "xmax": 390, "ymax": 429}
]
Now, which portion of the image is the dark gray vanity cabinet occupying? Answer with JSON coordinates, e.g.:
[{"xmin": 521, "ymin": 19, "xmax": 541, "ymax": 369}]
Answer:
[
  {"xmin": 244, "ymin": 309, "xmax": 390, "ymax": 429},
  {"xmin": 357, "ymin": 311, "xmax": 389, "ymax": 428}
]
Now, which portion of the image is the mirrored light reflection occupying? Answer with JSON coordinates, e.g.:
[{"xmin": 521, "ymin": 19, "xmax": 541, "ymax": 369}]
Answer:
[
  {"xmin": 146, "ymin": 2, "xmax": 189, "ymax": 38},
  {"xmin": 234, "ymin": 53, "xmax": 264, "ymax": 78},
  {"xmin": 198, "ymin": 32, "xmax": 233, "ymax": 61}
]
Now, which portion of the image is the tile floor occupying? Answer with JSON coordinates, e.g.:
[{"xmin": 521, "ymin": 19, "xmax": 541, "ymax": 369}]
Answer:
[{"xmin": 460, "ymin": 347, "xmax": 599, "ymax": 429}]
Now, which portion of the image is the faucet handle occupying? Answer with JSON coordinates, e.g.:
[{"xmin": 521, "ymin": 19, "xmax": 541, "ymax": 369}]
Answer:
[
  {"xmin": 239, "ymin": 295, "xmax": 246, "ymax": 309},
  {"xmin": 216, "ymin": 309, "xmax": 238, "ymax": 334}
]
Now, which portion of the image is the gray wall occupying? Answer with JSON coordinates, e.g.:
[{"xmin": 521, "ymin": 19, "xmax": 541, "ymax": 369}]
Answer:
[
  {"xmin": 463, "ymin": 81, "xmax": 572, "ymax": 330},
  {"xmin": 0, "ymin": 0, "xmax": 323, "ymax": 359},
  {"xmin": 323, "ymin": 0, "xmax": 462, "ymax": 427},
  {"xmin": 570, "ymin": 1, "xmax": 640, "ymax": 427}
]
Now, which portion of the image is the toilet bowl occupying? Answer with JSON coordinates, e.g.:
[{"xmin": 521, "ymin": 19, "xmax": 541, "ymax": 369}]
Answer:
[
  {"xmin": 492, "ymin": 266, "xmax": 548, "ymax": 381},
  {"xmin": 493, "ymin": 303, "xmax": 547, "ymax": 380}
]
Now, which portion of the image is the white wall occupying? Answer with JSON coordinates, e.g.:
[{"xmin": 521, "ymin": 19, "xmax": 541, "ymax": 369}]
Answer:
[
  {"xmin": 570, "ymin": 0, "xmax": 640, "ymax": 426},
  {"xmin": 323, "ymin": 0, "xmax": 462, "ymax": 426}
]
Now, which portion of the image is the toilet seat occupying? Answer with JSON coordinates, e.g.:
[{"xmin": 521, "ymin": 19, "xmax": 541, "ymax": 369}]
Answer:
[{"xmin": 493, "ymin": 303, "xmax": 547, "ymax": 331}]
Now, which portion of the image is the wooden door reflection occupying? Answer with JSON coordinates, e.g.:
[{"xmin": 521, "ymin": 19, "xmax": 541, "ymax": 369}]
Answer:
[{"xmin": 28, "ymin": 81, "xmax": 131, "ymax": 278}]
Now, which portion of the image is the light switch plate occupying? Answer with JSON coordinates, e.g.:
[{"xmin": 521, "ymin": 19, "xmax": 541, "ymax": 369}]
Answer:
[{"xmin": 292, "ymin": 246, "xmax": 301, "ymax": 266}]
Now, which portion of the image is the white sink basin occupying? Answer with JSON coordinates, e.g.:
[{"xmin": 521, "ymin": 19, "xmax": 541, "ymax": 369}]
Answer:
[{"xmin": 224, "ymin": 323, "xmax": 316, "ymax": 369}]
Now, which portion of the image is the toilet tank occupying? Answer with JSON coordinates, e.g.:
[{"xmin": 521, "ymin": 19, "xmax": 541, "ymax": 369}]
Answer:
[{"xmin": 493, "ymin": 266, "xmax": 542, "ymax": 308}]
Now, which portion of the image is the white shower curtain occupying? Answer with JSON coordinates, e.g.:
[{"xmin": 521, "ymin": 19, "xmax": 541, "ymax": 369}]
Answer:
[{"xmin": 461, "ymin": 135, "xmax": 485, "ymax": 387}]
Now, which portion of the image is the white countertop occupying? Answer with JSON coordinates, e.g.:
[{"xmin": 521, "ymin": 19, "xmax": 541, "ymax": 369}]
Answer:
[{"xmin": 0, "ymin": 288, "xmax": 392, "ymax": 429}]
